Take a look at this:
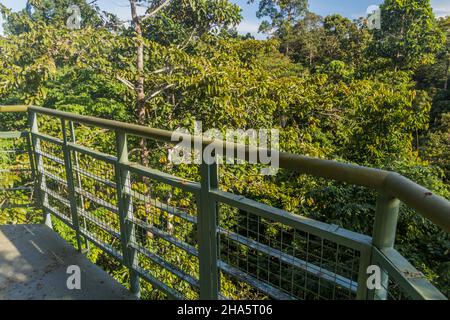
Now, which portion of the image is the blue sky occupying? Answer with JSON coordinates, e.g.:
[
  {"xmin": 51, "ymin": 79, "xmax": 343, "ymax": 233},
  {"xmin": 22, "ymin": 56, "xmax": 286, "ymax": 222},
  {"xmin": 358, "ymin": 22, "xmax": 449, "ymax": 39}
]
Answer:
[{"xmin": 1, "ymin": 0, "xmax": 449, "ymax": 37}]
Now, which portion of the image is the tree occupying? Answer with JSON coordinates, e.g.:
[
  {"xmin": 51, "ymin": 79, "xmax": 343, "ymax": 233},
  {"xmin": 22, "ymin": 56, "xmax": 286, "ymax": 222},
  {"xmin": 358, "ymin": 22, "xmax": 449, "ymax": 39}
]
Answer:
[
  {"xmin": 1, "ymin": 0, "xmax": 449, "ymax": 298},
  {"xmin": 126, "ymin": 0, "xmax": 240, "ymax": 166},
  {"xmin": 438, "ymin": 17, "xmax": 450, "ymax": 90},
  {"xmin": 371, "ymin": 0, "xmax": 445, "ymax": 71},
  {"xmin": 422, "ymin": 112, "xmax": 450, "ymax": 183},
  {"xmin": 1, "ymin": 0, "xmax": 105, "ymax": 35},
  {"xmin": 321, "ymin": 15, "xmax": 371, "ymax": 67},
  {"xmin": 143, "ymin": 0, "xmax": 241, "ymax": 46},
  {"xmin": 282, "ymin": 11, "xmax": 323, "ymax": 66},
  {"xmin": 250, "ymin": 0, "xmax": 308, "ymax": 53},
  {"xmin": 412, "ymin": 17, "xmax": 450, "ymax": 90},
  {"xmin": 279, "ymin": 13, "xmax": 370, "ymax": 69}
]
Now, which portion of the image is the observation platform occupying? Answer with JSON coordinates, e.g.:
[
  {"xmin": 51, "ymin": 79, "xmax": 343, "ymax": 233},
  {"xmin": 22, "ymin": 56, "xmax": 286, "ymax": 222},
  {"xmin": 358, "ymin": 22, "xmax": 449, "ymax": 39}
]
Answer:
[
  {"xmin": 0, "ymin": 224, "xmax": 135, "ymax": 300},
  {"xmin": 0, "ymin": 105, "xmax": 448, "ymax": 300}
]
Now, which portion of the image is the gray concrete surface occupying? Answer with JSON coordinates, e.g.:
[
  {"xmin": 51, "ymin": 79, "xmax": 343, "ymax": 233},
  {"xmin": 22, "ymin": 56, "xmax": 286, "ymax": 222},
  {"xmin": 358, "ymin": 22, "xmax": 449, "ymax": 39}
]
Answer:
[{"xmin": 0, "ymin": 224, "xmax": 136, "ymax": 300}]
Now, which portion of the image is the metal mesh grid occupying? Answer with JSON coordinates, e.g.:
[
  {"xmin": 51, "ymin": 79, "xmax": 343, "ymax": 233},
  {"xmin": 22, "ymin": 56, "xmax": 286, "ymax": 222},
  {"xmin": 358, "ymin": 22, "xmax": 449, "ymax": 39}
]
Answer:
[
  {"xmin": 218, "ymin": 203, "xmax": 360, "ymax": 300},
  {"xmin": 33, "ymin": 126, "xmax": 123, "ymax": 258},
  {"xmin": 72, "ymin": 151, "xmax": 122, "ymax": 257},
  {"xmin": 127, "ymin": 171, "xmax": 200, "ymax": 299},
  {"xmin": 42, "ymin": 174, "xmax": 72, "ymax": 222},
  {"xmin": 2, "ymin": 108, "xmax": 447, "ymax": 301},
  {"xmin": 0, "ymin": 134, "xmax": 35, "ymax": 219},
  {"xmin": 35, "ymin": 139, "xmax": 71, "ymax": 223},
  {"xmin": 29, "ymin": 125, "xmax": 366, "ymax": 301},
  {"xmin": 38, "ymin": 141, "xmax": 65, "ymax": 177},
  {"xmin": 36, "ymin": 115, "xmax": 63, "ymax": 139},
  {"xmin": 68, "ymin": 123, "xmax": 116, "ymax": 155},
  {"xmin": 372, "ymin": 265, "xmax": 412, "ymax": 300},
  {"xmin": 127, "ymin": 136, "xmax": 201, "ymax": 183},
  {"xmin": 73, "ymin": 151, "xmax": 118, "ymax": 209},
  {"xmin": 0, "ymin": 136, "xmax": 33, "ymax": 191}
]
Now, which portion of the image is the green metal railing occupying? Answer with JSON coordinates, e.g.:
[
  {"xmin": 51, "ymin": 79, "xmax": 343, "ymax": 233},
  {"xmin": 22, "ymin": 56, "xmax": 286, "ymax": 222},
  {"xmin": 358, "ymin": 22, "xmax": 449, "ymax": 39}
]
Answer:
[
  {"xmin": 0, "ymin": 118, "xmax": 36, "ymax": 216},
  {"xmin": 0, "ymin": 105, "xmax": 449, "ymax": 300}
]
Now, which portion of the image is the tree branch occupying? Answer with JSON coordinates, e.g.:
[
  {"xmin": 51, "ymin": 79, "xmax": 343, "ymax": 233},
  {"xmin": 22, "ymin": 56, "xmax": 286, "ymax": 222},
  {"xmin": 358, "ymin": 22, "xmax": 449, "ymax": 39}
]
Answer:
[
  {"xmin": 151, "ymin": 66, "xmax": 174, "ymax": 74},
  {"xmin": 143, "ymin": 83, "xmax": 175, "ymax": 103},
  {"xmin": 116, "ymin": 75, "xmax": 135, "ymax": 91},
  {"xmin": 141, "ymin": 0, "xmax": 172, "ymax": 22},
  {"xmin": 177, "ymin": 28, "xmax": 197, "ymax": 50}
]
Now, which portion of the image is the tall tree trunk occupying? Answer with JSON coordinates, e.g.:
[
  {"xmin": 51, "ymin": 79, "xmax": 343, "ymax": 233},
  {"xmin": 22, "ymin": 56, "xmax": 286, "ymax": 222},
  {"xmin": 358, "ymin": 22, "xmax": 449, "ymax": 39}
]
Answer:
[
  {"xmin": 130, "ymin": 0, "xmax": 150, "ymax": 167},
  {"xmin": 129, "ymin": 0, "xmax": 173, "ymax": 235},
  {"xmin": 130, "ymin": 0, "xmax": 155, "ymax": 237},
  {"xmin": 445, "ymin": 57, "xmax": 449, "ymax": 91}
]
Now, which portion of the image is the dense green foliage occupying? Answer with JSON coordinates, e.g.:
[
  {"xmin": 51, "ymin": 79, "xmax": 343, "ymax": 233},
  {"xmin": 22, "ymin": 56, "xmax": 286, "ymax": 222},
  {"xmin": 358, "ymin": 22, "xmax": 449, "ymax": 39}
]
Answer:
[{"xmin": 0, "ymin": 0, "xmax": 448, "ymax": 298}]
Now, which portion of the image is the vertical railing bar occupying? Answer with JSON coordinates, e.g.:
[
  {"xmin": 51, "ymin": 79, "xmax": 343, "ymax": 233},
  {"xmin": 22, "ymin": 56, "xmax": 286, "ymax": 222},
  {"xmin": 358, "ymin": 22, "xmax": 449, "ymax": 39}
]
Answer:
[
  {"xmin": 61, "ymin": 118, "xmax": 83, "ymax": 252},
  {"xmin": 29, "ymin": 111, "xmax": 52, "ymax": 228},
  {"xmin": 211, "ymin": 158, "xmax": 220, "ymax": 296},
  {"xmin": 114, "ymin": 130, "xmax": 140, "ymax": 298},
  {"xmin": 25, "ymin": 127, "xmax": 37, "ymax": 205},
  {"xmin": 356, "ymin": 244, "xmax": 372, "ymax": 300},
  {"xmin": 198, "ymin": 148, "xmax": 219, "ymax": 300},
  {"xmin": 369, "ymin": 190, "xmax": 400, "ymax": 300},
  {"xmin": 25, "ymin": 130, "xmax": 36, "ymax": 186},
  {"xmin": 69, "ymin": 121, "xmax": 89, "ymax": 251}
]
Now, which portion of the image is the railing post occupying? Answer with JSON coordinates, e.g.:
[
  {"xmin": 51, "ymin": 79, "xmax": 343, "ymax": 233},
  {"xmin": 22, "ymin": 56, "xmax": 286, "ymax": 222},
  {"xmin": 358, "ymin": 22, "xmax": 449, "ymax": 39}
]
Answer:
[
  {"xmin": 69, "ymin": 121, "xmax": 89, "ymax": 251},
  {"xmin": 114, "ymin": 131, "xmax": 140, "ymax": 298},
  {"xmin": 29, "ymin": 111, "xmax": 52, "ymax": 228},
  {"xmin": 356, "ymin": 244, "xmax": 372, "ymax": 300},
  {"xmin": 370, "ymin": 190, "xmax": 400, "ymax": 300},
  {"xmin": 25, "ymin": 131, "xmax": 36, "ymax": 190},
  {"xmin": 198, "ymin": 152, "xmax": 219, "ymax": 300},
  {"xmin": 61, "ymin": 119, "xmax": 83, "ymax": 252}
]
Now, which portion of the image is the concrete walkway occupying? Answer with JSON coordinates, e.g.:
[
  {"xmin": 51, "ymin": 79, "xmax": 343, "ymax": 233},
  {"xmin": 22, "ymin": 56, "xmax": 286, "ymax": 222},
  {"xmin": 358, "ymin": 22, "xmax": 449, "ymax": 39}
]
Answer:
[{"xmin": 0, "ymin": 224, "xmax": 135, "ymax": 300}]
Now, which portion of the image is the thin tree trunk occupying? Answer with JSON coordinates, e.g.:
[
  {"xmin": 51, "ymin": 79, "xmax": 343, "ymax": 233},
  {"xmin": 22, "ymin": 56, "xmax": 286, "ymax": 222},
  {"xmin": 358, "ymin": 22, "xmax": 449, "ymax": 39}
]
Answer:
[
  {"xmin": 130, "ymin": 0, "xmax": 154, "ymax": 237},
  {"xmin": 444, "ymin": 57, "xmax": 449, "ymax": 91},
  {"xmin": 129, "ymin": 0, "xmax": 174, "ymax": 235},
  {"xmin": 130, "ymin": 0, "xmax": 149, "ymax": 167}
]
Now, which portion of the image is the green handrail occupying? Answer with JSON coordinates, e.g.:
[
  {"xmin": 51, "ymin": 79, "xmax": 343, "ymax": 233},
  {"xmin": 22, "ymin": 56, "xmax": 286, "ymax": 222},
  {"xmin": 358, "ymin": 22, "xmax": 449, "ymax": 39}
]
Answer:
[
  {"xmin": 1, "ymin": 104, "xmax": 448, "ymax": 300},
  {"xmin": 0, "ymin": 105, "xmax": 29, "ymax": 113},
  {"xmin": 2, "ymin": 105, "xmax": 448, "ymax": 232}
]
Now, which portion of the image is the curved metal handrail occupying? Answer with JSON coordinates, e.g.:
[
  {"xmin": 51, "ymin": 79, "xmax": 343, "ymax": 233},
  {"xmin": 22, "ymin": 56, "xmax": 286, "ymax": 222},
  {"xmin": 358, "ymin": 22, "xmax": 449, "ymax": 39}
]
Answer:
[{"xmin": 1, "ymin": 105, "xmax": 449, "ymax": 232}]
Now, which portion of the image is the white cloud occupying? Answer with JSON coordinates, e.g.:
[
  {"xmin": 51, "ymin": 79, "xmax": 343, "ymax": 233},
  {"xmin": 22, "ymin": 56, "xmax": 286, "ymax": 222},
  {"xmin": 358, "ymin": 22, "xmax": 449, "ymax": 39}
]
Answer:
[
  {"xmin": 431, "ymin": 0, "xmax": 450, "ymax": 17},
  {"xmin": 433, "ymin": 8, "xmax": 450, "ymax": 18},
  {"xmin": 96, "ymin": 0, "xmax": 133, "ymax": 20},
  {"xmin": 236, "ymin": 21, "xmax": 259, "ymax": 34},
  {"xmin": 235, "ymin": 21, "xmax": 267, "ymax": 39}
]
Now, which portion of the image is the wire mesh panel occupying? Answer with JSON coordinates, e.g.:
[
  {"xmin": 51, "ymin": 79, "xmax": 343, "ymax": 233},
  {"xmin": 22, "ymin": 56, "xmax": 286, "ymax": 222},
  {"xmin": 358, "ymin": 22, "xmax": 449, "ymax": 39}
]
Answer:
[
  {"xmin": 217, "ymin": 202, "xmax": 361, "ymax": 300},
  {"xmin": 68, "ymin": 123, "xmax": 117, "ymax": 156},
  {"xmin": 37, "ymin": 139, "xmax": 73, "ymax": 224},
  {"xmin": 0, "ymin": 131, "xmax": 36, "ymax": 223},
  {"xmin": 31, "ymin": 116, "xmax": 123, "ymax": 259},
  {"xmin": 30, "ymin": 121, "xmax": 371, "ymax": 301},
  {"xmin": 370, "ymin": 248, "xmax": 446, "ymax": 300},
  {"xmin": 126, "ymin": 167, "xmax": 201, "ymax": 299},
  {"xmin": 373, "ymin": 268, "xmax": 412, "ymax": 301},
  {"xmin": 0, "ymin": 134, "xmax": 34, "ymax": 193},
  {"xmin": 43, "ymin": 173, "xmax": 72, "ymax": 223},
  {"xmin": 73, "ymin": 150, "xmax": 122, "ymax": 258},
  {"xmin": 36, "ymin": 114, "xmax": 63, "ymax": 138},
  {"xmin": 6, "ymin": 107, "xmax": 444, "ymax": 301}
]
